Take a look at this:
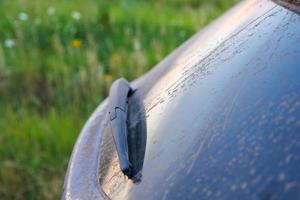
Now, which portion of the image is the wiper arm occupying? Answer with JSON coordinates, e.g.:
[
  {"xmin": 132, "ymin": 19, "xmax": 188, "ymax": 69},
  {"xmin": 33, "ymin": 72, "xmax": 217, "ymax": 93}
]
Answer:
[{"xmin": 108, "ymin": 78, "xmax": 134, "ymax": 178}]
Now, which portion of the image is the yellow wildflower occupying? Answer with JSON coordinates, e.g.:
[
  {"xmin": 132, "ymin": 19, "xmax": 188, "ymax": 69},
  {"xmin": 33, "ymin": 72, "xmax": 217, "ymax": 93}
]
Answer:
[{"xmin": 71, "ymin": 39, "xmax": 81, "ymax": 48}]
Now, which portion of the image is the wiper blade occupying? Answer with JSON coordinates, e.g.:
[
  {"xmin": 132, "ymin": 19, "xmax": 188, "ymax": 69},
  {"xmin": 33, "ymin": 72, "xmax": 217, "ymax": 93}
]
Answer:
[{"xmin": 108, "ymin": 78, "xmax": 134, "ymax": 178}]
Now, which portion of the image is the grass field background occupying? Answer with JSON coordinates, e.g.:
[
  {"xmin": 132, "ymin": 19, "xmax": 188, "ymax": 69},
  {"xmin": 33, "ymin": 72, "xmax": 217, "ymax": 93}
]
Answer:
[{"xmin": 0, "ymin": 0, "xmax": 237, "ymax": 199}]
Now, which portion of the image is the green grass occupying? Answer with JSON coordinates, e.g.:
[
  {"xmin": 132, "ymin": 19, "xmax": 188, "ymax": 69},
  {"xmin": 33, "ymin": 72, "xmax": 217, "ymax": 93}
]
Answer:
[{"xmin": 0, "ymin": 0, "xmax": 237, "ymax": 199}]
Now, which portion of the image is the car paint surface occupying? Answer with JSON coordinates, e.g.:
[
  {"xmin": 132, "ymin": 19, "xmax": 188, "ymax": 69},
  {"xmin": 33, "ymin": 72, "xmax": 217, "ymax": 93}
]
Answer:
[{"xmin": 62, "ymin": 0, "xmax": 300, "ymax": 199}]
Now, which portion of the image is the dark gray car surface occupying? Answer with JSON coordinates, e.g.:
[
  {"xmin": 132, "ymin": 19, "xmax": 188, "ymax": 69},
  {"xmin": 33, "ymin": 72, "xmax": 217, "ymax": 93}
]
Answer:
[{"xmin": 62, "ymin": 0, "xmax": 300, "ymax": 199}]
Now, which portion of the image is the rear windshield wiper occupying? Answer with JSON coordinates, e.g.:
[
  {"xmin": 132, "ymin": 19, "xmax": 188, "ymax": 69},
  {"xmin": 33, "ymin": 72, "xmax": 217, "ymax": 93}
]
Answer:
[{"xmin": 108, "ymin": 78, "xmax": 134, "ymax": 178}]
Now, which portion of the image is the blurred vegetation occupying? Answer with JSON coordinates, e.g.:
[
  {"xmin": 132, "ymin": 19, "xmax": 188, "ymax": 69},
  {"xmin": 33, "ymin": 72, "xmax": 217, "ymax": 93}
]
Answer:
[{"xmin": 0, "ymin": 0, "xmax": 237, "ymax": 199}]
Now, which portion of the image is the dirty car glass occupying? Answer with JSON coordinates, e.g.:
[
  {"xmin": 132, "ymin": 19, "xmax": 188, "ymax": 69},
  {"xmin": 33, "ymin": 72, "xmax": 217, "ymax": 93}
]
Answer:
[
  {"xmin": 61, "ymin": 0, "xmax": 300, "ymax": 199},
  {"xmin": 97, "ymin": 1, "xmax": 300, "ymax": 199}
]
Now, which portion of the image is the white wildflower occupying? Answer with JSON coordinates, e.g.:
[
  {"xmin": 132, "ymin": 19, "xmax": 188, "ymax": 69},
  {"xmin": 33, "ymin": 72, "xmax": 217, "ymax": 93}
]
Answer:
[
  {"xmin": 18, "ymin": 12, "xmax": 29, "ymax": 21},
  {"xmin": 4, "ymin": 39, "xmax": 15, "ymax": 48},
  {"xmin": 71, "ymin": 11, "xmax": 81, "ymax": 20},
  {"xmin": 47, "ymin": 7, "xmax": 56, "ymax": 16}
]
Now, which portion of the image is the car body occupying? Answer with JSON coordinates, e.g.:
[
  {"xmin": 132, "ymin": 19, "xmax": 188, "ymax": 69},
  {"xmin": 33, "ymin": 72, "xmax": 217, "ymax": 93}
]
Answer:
[{"xmin": 62, "ymin": 0, "xmax": 300, "ymax": 199}]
